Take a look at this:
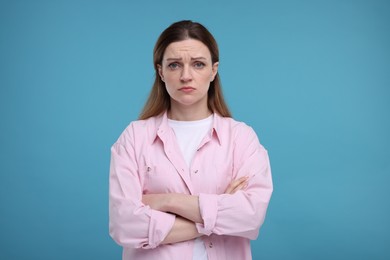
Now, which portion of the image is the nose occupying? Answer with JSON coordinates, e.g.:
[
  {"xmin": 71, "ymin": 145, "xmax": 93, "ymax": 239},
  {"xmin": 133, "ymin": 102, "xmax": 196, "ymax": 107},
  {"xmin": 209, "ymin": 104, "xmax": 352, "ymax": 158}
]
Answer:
[{"xmin": 180, "ymin": 65, "xmax": 192, "ymax": 82}]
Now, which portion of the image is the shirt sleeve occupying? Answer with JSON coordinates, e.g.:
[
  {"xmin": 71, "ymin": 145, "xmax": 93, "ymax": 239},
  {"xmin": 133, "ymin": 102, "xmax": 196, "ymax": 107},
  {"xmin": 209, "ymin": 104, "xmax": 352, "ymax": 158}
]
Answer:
[
  {"xmin": 196, "ymin": 125, "xmax": 273, "ymax": 240},
  {"xmin": 109, "ymin": 126, "xmax": 176, "ymax": 249}
]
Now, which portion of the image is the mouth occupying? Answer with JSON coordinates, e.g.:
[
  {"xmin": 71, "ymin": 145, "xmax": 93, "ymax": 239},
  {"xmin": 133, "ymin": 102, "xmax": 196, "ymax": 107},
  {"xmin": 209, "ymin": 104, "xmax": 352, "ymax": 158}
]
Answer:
[{"xmin": 179, "ymin": 86, "xmax": 195, "ymax": 92}]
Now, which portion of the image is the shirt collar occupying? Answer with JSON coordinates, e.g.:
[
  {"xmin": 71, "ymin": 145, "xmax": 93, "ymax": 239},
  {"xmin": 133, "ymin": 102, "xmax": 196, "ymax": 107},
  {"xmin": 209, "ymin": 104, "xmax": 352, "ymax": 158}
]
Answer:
[
  {"xmin": 152, "ymin": 111, "xmax": 224, "ymax": 146},
  {"xmin": 211, "ymin": 112, "xmax": 223, "ymax": 146}
]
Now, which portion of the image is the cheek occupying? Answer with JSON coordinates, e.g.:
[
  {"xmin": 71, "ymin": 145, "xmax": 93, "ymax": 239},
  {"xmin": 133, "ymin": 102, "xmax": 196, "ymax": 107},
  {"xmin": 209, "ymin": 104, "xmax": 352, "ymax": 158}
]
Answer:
[
  {"xmin": 163, "ymin": 78, "xmax": 177, "ymax": 93},
  {"xmin": 163, "ymin": 75, "xmax": 177, "ymax": 96},
  {"xmin": 162, "ymin": 71, "xmax": 178, "ymax": 83},
  {"xmin": 195, "ymin": 70, "xmax": 213, "ymax": 82},
  {"xmin": 164, "ymin": 83, "xmax": 174, "ymax": 97}
]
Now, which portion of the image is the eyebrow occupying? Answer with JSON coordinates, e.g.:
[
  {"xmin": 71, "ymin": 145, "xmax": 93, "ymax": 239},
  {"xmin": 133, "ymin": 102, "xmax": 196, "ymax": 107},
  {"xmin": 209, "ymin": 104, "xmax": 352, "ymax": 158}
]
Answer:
[{"xmin": 165, "ymin": 57, "xmax": 207, "ymax": 61}]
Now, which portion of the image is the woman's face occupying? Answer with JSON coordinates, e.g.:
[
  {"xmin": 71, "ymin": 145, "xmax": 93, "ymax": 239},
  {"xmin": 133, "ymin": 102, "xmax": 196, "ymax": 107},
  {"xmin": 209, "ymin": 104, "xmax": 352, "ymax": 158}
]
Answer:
[{"xmin": 158, "ymin": 39, "xmax": 218, "ymax": 114}]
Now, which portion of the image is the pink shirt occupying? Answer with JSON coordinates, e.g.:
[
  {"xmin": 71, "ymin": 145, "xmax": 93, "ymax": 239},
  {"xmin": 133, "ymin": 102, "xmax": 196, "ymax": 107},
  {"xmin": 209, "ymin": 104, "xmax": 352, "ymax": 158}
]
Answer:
[{"xmin": 109, "ymin": 112, "xmax": 273, "ymax": 260}]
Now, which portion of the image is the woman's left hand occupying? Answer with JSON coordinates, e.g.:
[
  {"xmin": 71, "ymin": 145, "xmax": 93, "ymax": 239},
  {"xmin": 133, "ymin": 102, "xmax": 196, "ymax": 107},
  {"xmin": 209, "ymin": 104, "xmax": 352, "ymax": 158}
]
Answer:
[{"xmin": 224, "ymin": 176, "xmax": 249, "ymax": 194}]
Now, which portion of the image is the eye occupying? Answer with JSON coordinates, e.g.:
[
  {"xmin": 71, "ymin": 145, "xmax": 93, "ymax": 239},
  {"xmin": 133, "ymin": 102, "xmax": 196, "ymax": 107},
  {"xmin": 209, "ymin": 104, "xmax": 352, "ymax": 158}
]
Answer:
[
  {"xmin": 193, "ymin": 61, "xmax": 205, "ymax": 69},
  {"xmin": 168, "ymin": 62, "xmax": 180, "ymax": 70}
]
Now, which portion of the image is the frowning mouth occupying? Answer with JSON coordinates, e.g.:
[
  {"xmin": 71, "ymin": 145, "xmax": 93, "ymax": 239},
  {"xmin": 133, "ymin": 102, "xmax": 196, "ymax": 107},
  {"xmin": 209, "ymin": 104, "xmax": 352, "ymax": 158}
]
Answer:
[{"xmin": 179, "ymin": 87, "xmax": 195, "ymax": 92}]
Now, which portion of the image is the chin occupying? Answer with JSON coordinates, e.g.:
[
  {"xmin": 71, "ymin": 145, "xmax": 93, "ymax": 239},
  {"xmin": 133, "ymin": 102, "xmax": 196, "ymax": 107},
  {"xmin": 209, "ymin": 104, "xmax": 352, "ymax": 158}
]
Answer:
[
  {"xmin": 171, "ymin": 95, "xmax": 208, "ymax": 108},
  {"xmin": 174, "ymin": 97, "xmax": 198, "ymax": 105}
]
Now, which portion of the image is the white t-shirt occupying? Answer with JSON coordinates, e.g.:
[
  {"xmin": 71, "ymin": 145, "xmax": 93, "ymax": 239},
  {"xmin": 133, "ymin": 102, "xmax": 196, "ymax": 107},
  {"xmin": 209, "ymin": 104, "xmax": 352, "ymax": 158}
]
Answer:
[{"xmin": 168, "ymin": 115, "xmax": 213, "ymax": 260}]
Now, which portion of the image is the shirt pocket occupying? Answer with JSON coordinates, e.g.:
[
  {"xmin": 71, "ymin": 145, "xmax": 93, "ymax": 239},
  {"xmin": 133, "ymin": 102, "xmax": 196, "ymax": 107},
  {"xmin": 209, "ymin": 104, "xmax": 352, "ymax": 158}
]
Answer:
[
  {"xmin": 194, "ymin": 162, "xmax": 233, "ymax": 194},
  {"xmin": 141, "ymin": 163, "xmax": 185, "ymax": 194}
]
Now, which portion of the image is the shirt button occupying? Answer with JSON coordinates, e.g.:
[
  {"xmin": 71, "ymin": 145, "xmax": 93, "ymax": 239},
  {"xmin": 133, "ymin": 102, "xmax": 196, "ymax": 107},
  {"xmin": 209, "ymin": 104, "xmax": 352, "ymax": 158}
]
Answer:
[
  {"xmin": 147, "ymin": 167, "xmax": 151, "ymax": 172},
  {"xmin": 194, "ymin": 170, "xmax": 198, "ymax": 174},
  {"xmin": 209, "ymin": 242, "xmax": 213, "ymax": 248}
]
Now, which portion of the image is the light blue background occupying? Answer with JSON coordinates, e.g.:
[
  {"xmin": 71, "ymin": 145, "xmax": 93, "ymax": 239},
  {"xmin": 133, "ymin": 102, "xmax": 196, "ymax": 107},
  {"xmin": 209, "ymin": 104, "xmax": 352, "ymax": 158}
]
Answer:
[{"xmin": 1, "ymin": 0, "xmax": 389, "ymax": 259}]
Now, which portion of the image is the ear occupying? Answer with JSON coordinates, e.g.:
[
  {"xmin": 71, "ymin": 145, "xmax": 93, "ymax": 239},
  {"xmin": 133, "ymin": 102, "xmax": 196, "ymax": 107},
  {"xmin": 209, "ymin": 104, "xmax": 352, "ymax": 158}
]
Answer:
[
  {"xmin": 157, "ymin": 64, "xmax": 164, "ymax": 82},
  {"xmin": 211, "ymin": 62, "xmax": 219, "ymax": 81}
]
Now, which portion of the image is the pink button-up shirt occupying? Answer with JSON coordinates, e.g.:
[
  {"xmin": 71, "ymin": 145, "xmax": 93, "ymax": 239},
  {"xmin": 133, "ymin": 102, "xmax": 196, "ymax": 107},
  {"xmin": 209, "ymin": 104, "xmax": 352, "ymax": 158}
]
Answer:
[{"xmin": 109, "ymin": 112, "xmax": 273, "ymax": 260}]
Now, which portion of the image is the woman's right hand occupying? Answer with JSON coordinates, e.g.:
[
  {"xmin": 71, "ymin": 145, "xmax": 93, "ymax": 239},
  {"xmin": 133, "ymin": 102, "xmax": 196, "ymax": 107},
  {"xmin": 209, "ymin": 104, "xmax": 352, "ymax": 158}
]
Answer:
[{"xmin": 224, "ymin": 176, "xmax": 249, "ymax": 194}]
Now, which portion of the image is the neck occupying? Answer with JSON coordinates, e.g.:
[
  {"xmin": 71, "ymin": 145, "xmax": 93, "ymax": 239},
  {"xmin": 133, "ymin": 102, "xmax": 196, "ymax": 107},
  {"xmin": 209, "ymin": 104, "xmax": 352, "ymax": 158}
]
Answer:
[{"xmin": 169, "ymin": 102, "xmax": 211, "ymax": 121}]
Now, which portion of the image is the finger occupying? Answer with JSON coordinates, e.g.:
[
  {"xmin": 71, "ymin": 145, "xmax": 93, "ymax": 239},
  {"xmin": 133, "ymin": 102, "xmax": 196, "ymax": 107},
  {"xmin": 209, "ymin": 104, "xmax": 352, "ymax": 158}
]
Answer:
[
  {"xmin": 225, "ymin": 179, "xmax": 244, "ymax": 193},
  {"xmin": 225, "ymin": 184, "xmax": 234, "ymax": 194},
  {"xmin": 225, "ymin": 176, "xmax": 249, "ymax": 193},
  {"xmin": 229, "ymin": 180, "xmax": 248, "ymax": 194},
  {"xmin": 232, "ymin": 176, "xmax": 248, "ymax": 186},
  {"xmin": 231, "ymin": 183, "xmax": 247, "ymax": 194}
]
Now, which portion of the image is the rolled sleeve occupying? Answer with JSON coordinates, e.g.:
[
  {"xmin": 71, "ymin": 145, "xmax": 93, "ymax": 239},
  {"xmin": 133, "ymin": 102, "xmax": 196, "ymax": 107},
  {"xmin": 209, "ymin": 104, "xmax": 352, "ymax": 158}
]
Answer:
[
  {"xmin": 143, "ymin": 210, "xmax": 176, "ymax": 249},
  {"xmin": 196, "ymin": 193, "xmax": 218, "ymax": 235}
]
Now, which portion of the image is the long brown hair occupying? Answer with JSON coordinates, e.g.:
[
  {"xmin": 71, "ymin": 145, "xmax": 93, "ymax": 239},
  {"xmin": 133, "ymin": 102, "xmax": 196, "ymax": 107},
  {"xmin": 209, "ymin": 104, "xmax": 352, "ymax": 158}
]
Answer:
[{"xmin": 139, "ymin": 20, "xmax": 231, "ymax": 120}]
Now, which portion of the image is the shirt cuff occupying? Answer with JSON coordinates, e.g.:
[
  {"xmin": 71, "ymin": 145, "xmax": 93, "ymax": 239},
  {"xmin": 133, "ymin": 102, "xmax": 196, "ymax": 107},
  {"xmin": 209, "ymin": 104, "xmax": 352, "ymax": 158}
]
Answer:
[
  {"xmin": 196, "ymin": 193, "xmax": 218, "ymax": 236},
  {"xmin": 143, "ymin": 209, "xmax": 175, "ymax": 249}
]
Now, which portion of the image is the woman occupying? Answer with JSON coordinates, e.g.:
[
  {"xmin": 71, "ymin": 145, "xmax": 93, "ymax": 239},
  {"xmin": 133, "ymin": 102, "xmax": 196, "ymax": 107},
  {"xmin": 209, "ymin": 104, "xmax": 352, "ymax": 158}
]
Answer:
[{"xmin": 109, "ymin": 20, "xmax": 273, "ymax": 260}]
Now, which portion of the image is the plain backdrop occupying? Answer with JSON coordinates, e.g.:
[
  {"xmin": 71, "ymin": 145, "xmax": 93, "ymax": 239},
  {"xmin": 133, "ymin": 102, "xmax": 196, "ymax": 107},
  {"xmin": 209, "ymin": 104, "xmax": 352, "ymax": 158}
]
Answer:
[{"xmin": 1, "ymin": 0, "xmax": 389, "ymax": 259}]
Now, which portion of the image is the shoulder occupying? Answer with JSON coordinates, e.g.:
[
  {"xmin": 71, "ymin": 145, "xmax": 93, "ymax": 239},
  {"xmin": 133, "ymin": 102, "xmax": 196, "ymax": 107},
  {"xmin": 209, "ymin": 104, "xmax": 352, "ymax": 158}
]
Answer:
[
  {"xmin": 115, "ymin": 116, "xmax": 160, "ymax": 145},
  {"xmin": 220, "ymin": 117, "xmax": 269, "ymax": 162},
  {"xmin": 129, "ymin": 116, "xmax": 157, "ymax": 130},
  {"xmin": 213, "ymin": 115, "xmax": 264, "ymax": 152},
  {"xmin": 216, "ymin": 115, "xmax": 257, "ymax": 138}
]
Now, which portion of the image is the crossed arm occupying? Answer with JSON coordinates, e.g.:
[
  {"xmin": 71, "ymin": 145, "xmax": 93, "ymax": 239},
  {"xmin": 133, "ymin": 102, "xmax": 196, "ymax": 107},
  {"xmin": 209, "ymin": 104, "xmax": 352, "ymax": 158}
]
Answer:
[{"xmin": 142, "ymin": 176, "xmax": 250, "ymax": 244}]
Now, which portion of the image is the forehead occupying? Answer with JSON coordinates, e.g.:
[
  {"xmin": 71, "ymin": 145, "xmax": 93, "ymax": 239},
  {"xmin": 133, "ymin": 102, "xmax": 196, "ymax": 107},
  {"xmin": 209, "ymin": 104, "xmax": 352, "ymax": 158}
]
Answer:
[{"xmin": 163, "ymin": 39, "xmax": 211, "ymax": 59}]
